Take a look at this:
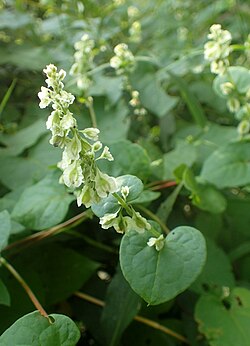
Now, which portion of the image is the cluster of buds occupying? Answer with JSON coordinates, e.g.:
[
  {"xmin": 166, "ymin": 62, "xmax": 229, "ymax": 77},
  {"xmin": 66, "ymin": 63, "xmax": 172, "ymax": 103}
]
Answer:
[
  {"xmin": 110, "ymin": 43, "xmax": 136, "ymax": 75},
  {"xmin": 219, "ymin": 81, "xmax": 250, "ymax": 136},
  {"xmin": 38, "ymin": 64, "xmax": 118, "ymax": 208},
  {"xmin": 70, "ymin": 34, "xmax": 96, "ymax": 91},
  {"xmin": 129, "ymin": 21, "xmax": 142, "ymax": 43},
  {"xmin": 129, "ymin": 90, "xmax": 147, "ymax": 116},
  {"xmin": 204, "ymin": 24, "xmax": 232, "ymax": 75},
  {"xmin": 99, "ymin": 185, "xmax": 151, "ymax": 234}
]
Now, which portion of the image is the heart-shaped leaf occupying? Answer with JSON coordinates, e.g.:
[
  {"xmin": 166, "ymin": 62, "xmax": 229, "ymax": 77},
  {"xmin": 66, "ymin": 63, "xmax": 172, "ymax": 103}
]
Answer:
[
  {"xmin": 195, "ymin": 287, "xmax": 250, "ymax": 346},
  {"xmin": 120, "ymin": 226, "xmax": 206, "ymax": 305},
  {"xmin": 92, "ymin": 175, "xmax": 143, "ymax": 217},
  {"xmin": 0, "ymin": 311, "xmax": 80, "ymax": 345}
]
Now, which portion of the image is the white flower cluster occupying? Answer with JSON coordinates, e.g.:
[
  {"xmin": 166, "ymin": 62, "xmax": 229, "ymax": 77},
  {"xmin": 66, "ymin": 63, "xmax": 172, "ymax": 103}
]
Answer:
[
  {"xmin": 204, "ymin": 24, "xmax": 232, "ymax": 75},
  {"xmin": 99, "ymin": 186, "xmax": 151, "ymax": 234},
  {"xmin": 39, "ymin": 64, "xmax": 118, "ymax": 208},
  {"xmin": 70, "ymin": 34, "xmax": 95, "ymax": 91},
  {"xmin": 110, "ymin": 43, "xmax": 136, "ymax": 75},
  {"xmin": 219, "ymin": 81, "xmax": 250, "ymax": 136},
  {"xmin": 129, "ymin": 90, "xmax": 147, "ymax": 116}
]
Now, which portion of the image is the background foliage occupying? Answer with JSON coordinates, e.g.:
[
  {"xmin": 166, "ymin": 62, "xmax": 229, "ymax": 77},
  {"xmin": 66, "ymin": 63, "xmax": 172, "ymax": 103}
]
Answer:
[{"xmin": 0, "ymin": 0, "xmax": 250, "ymax": 345}]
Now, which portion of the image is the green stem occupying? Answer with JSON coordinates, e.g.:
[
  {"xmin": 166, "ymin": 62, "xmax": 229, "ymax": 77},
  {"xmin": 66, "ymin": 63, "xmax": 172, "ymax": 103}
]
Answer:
[
  {"xmin": 137, "ymin": 204, "xmax": 170, "ymax": 234},
  {"xmin": 0, "ymin": 78, "xmax": 17, "ymax": 118},
  {"xmin": 66, "ymin": 230, "xmax": 118, "ymax": 254},
  {"xmin": 0, "ymin": 257, "xmax": 50, "ymax": 320},
  {"xmin": 4, "ymin": 210, "xmax": 92, "ymax": 253},
  {"xmin": 112, "ymin": 193, "xmax": 161, "ymax": 237},
  {"xmin": 231, "ymin": 44, "xmax": 247, "ymax": 51},
  {"xmin": 112, "ymin": 192, "xmax": 133, "ymax": 217},
  {"xmin": 87, "ymin": 98, "xmax": 97, "ymax": 128},
  {"xmin": 87, "ymin": 63, "xmax": 111, "ymax": 76}
]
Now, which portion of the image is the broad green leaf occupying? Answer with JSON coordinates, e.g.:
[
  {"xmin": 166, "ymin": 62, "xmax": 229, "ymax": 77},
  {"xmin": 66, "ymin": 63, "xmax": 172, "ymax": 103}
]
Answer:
[
  {"xmin": 0, "ymin": 279, "xmax": 10, "ymax": 306},
  {"xmin": 192, "ymin": 183, "xmax": 227, "ymax": 214},
  {"xmin": 195, "ymin": 287, "xmax": 250, "ymax": 346},
  {"xmin": 132, "ymin": 190, "xmax": 160, "ymax": 204},
  {"xmin": 120, "ymin": 226, "xmax": 206, "ymax": 305},
  {"xmin": 201, "ymin": 141, "xmax": 250, "ymax": 188},
  {"xmin": 191, "ymin": 239, "xmax": 235, "ymax": 294},
  {"xmin": 98, "ymin": 140, "xmax": 151, "ymax": 181},
  {"xmin": 163, "ymin": 141, "xmax": 197, "ymax": 180},
  {"xmin": 214, "ymin": 66, "xmax": 250, "ymax": 97},
  {"xmin": 0, "ymin": 120, "xmax": 46, "ymax": 157},
  {"xmin": 135, "ymin": 74, "xmax": 178, "ymax": 117},
  {"xmin": 92, "ymin": 175, "xmax": 144, "ymax": 217},
  {"xmin": 225, "ymin": 197, "xmax": 250, "ymax": 236},
  {"xmin": 170, "ymin": 73, "xmax": 207, "ymax": 128},
  {"xmin": 12, "ymin": 173, "xmax": 74, "ymax": 230},
  {"xmin": 0, "ymin": 311, "xmax": 80, "ymax": 345},
  {"xmin": 97, "ymin": 100, "xmax": 130, "ymax": 143},
  {"xmin": 0, "ymin": 210, "xmax": 11, "ymax": 251},
  {"xmin": 91, "ymin": 74, "xmax": 123, "ymax": 105},
  {"xmin": 15, "ymin": 243, "xmax": 98, "ymax": 305},
  {"xmin": 101, "ymin": 267, "xmax": 141, "ymax": 346}
]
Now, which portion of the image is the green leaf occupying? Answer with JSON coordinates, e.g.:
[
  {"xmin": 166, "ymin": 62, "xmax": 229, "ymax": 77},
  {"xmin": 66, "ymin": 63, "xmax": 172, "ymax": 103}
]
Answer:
[
  {"xmin": 0, "ymin": 311, "xmax": 80, "ymax": 345},
  {"xmin": 0, "ymin": 210, "xmax": 11, "ymax": 251},
  {"xmin": 195, "ymin": 287, "xmax": 250, "ymax": 346},
  {"xmin": 101, "ymin": 266, "xmax": 141, "ymax": 346},
  {"xmin": 0, "ymin": 120, "xmax": 46, "ymax": 157},
  {"xmin": 12, "ymin": 173, "xmax": 74, "ymax": 230},
  {"xmin": 214, "ymin": 66, "xmax": 250, "ymax": 97},
  {"xmin": 134, "ymin": 73, "xmax": 178, "ymax": 117},
  {"xmin": 191, "ymin": 239, "xmax": 235, "ymax": 294},
  {"xmin": 192, "ymin": 183, "xmax": 227, "ymax": 214},
  {"xmin": 170, "ymin": 73, "xmax": 207, "ymax": 128},
  {"xmin": 92, "ymin": 175, "xmax": 144, "ymax": 218},
  {"xmin": 0, "ymin": 279, "xmax": 10, "ymax": 306},
  {"xmin": 120, "ymin": 226, "xmax": 206, "ymax": 305},
  {"xmin": 201, "ymin": 141, "xmax": 250, "ymax": 188},
  {"xmin": 163, "ymin": 141, "xmax": 197, "ymax": 180},
  {"xmin": 98, "ymin": 140, "xmax": 151, "ymax": 181},
  {"xmin": 16, "ymin": 243, "xmax": 98, "ymax": 305}
]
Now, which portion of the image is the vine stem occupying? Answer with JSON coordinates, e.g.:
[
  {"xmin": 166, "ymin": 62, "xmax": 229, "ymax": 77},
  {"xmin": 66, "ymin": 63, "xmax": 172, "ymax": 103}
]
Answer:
[
  {"xmin": 4, "ymin": 210, "xmax": 92, "ymax": 253},
  {"xmin": 87, "ymin": 98, "xmax": 97, "ymax": 128},
  {"xmin": 74, "ymin": 291, "xmax": 190, "ymax": 344},
  {"xmin": 0, "ymin": 257, "xmax": 49, "ymax": 320},
  {"xmin": 137, "ymin": 204, "xmax": 170, "ymax": 234}
]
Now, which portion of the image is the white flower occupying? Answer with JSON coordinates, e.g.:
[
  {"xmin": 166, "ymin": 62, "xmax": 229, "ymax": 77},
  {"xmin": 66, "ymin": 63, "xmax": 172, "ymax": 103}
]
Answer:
[
  {"xmin": 220, "ymin": 82, "xmax": 234, "ymax": 95},
  {"xmin": 46, "ymin": 110, "xmax": 61, "ymax": 130},
  {"xmin": 132, "ymin": 211, "xmax": 151, "ymax": 233},
  {"xmin": 63, "ymin": 160, "xmax": 84, "ymax": 188},
  {"xmin": 64, "ymin": 135, "xmax": 82, "ymax": 161},
  {"xmin": 60, "ymin": 111, "xmax": 76, "ymax": 130},
  {"xmin": 227, "ymin": 98, "xmax": 241, "ymax": 113},
  {"xmin": 91, "ymin": 141, "xmax": 102, "ymax": 152},
  {"xmin": 147, "ymin": 234, "xmax": 165, "ymax": 251},
  {"xmin": 43, "ymin": 64, "xmax": 57, "ymax": 77},
  {"xmin": 237, "ymin": 120, "xmax": 250, "ymax": 135},
  {"xmin": 95, "ymin": 169, "xmax": 118, "ymax": 198},
  {"xmin": 38, "ymin": 86, "xmax": 51, "ymax": 108},
  {"xmin": 110, "ymin": 56, "xmax": 122, "ymax": 70},
  {"xmin": 99, "ymin": 211, "xmax": 119, "ymax": 229},
  {"xmin": 99, "ymin": 146, "xmax": 114, "ymax": 161},
  {"xmin": 76, "ymin": 184, "xmax": 99, "ymax": 208},
  {"xmin": 121, "ymin": 186, "xmax": 129, "ymax": 200},
  {"xmin": 82, "ymin": 127, "xmax": 100, "ymax": 141}
]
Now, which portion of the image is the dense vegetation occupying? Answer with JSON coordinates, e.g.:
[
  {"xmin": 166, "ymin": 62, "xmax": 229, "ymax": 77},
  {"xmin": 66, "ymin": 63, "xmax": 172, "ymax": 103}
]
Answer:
[{"xmin": 0, "ymin": 0, "xmax": 250, "ymax": 345}]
